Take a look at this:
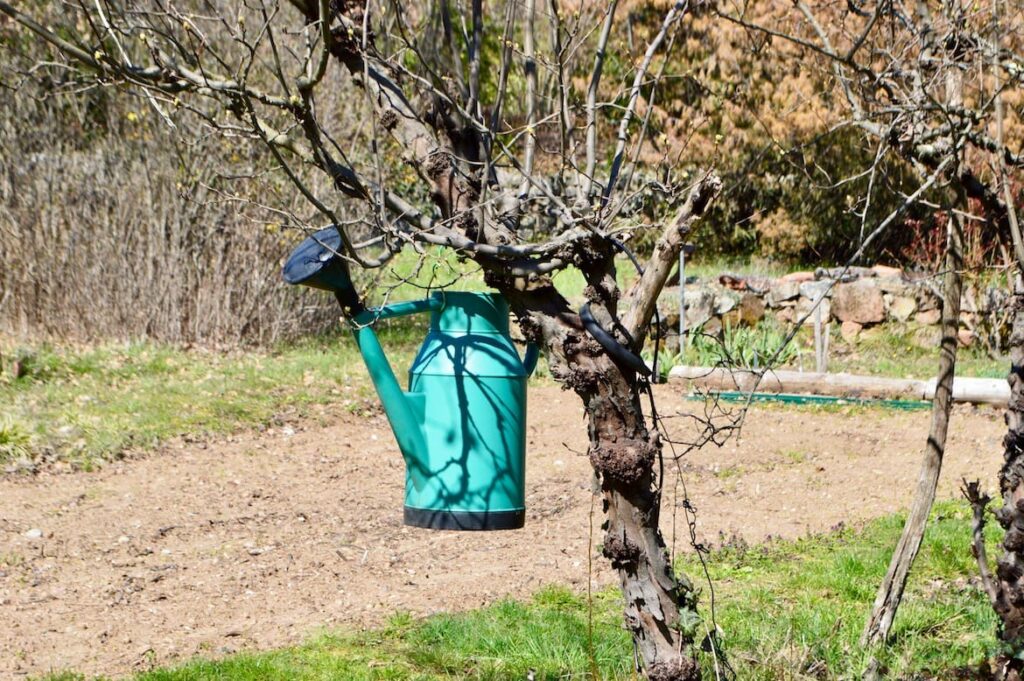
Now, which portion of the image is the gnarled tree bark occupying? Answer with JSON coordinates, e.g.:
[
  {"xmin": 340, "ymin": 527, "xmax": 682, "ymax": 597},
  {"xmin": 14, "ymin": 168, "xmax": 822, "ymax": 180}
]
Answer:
[
  {"xmin": 498, "ymin": 174, "xmax": 720, "ymax": 679},
  {"xmin": 989, "ymin": 275, "xmax": 1024, "ymax": 680}
]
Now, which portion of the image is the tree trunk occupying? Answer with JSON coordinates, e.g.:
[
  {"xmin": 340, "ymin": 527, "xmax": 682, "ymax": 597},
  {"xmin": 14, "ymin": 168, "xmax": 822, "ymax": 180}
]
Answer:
[
  {"xmin": 861, "ymin": 210, "xmax": 963, "ymax": 645},
  {"xmin": 992, "ymin": 275, "xmax": 1024, "ymax": 679},
  {"xmin": 589, "ymin": 357, "xmax": 701, "ymax": 680},
  {"xmin": 497, "ymin": 268, "xmax": 701, "ymax": 680}
]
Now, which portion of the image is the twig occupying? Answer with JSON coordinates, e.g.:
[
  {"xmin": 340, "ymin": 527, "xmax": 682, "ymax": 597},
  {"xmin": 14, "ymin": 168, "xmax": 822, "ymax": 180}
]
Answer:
[{"xmin": 962, "ymin": 479, "xmax": 1000, "ymax": 608}]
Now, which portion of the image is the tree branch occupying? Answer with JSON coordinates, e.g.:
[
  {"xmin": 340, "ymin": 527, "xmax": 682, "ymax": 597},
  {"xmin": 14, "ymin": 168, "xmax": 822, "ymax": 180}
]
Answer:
[
  {"xmin": 962, "ymin": 479, "xmax": 1000, "ymax": 608},
  {"xmin": 620, "ymin": 172, "xmax": 721, "ymax": 344}
]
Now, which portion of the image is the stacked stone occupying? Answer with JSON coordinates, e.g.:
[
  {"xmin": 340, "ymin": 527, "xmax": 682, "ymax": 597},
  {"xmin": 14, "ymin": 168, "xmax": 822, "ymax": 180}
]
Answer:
[{"xmin": 655, "ymin": 265, "xmax": 1008, "ymax": 351}]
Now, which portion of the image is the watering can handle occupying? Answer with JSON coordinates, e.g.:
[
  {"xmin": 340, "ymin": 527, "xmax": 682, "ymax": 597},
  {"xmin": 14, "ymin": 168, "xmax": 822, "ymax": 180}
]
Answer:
[
  {"xmin": 357, "ymin": 297, "xmax": 444, "ymax": 322},
  {"xmin": 522, "ymin": 343, "xmax": 540, "ymax": 377}
]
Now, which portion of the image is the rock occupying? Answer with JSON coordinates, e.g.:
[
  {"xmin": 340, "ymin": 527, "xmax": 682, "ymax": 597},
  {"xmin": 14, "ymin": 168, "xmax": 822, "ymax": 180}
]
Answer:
[
  {"xmin": 721, "ymin": 308, "xmax": 742, "ymax": 328},
  {"xmin": 775, "ymin": 307, "xmax": 795, "ymax": 324},
  {"xmin": 702, "ymin": 316, "xmax": 723, "ymax": 337},
  {"xmin": 876, "ymin": 278, "xmax": 917, "ymax": 296},
  {"xmin": 832, "ymin": 281, "xmax": 884, "ymax": 324},
  {"xmin": 718, "ymin": 273, "xmax": 771, "ymax": 294},
  {"xmin": 799, "ymin": 280, "xmax": 834, "ymax": 302},
  {"xmin": 24, "ymin": 528, "xmax": 42, "ymax": 539},
  {"xmin": 683, "ymin": 288, "xmax": 715, "ymax": 329},
  {"xmin": 958, "ymin": 329, "xmax": 975, "ymax": 347},
  {"xmin": 662, "ymin": 332, "xmax": 681, "ymax": 354},
  {"xmin": 657, "ymin": 286, "xmax": 682, "ymax": 329},
  {"xmin": 815, "ymin": 266, "xmax": 876, "ymax": 282},
  {"xmin": 860, "ymin": 325, "xmax": 886, "ymax": 342},
  {"xmin": 738, "ymin": 293, "xmax": 766, "ymax": 325},
  {"xmin": 767, "ymin": 280, "xmax": 801, "ymax": 307},
  {"xmin": 840, "ymin": 320, "xmax": 863, "ymax": 342},
  {"xmin": 714, "ymin": 290, "xmax": 740, "ymax": 315},
  {"xmin": 5, "ymin": 457, "xmax": 35, "ymax": 475},
  {"xmin": 915, "ymin": 308, "xmax": 941, "ymax": 325},
  {"xmin": 719, "ymin": 274, "xmax": 746, "ymax": 291},
  {"xmin": 889, "ymin": 296, "xmax": 917, "ymax": 322},
  {"xmin": 916, "ymin": 286, "xmax": 942, "ymax": 312},
  {"xmin": 795, "ymin": 295, "xmax": 831, "ymax": 325},
  {"xmin": 913, "ymin": 325, "xmax": 942, "ymax": 348},
  {"xmin": 960, "ymin": 286, "xmax": 981, "ymax": 313},
  {"xmin": 872, "ymin": 264, "xmax": 903, "ymax": 279},
  {"xmin": 780, "ymin": 271, "xmax": 815, "ymax": 283},
  {"xmin": 982, "ymin": 287, "xmax": 1010, "ymax": 315}
]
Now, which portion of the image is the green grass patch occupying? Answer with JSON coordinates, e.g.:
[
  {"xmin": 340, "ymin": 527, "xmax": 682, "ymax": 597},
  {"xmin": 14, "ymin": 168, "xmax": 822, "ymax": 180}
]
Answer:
[
  {"xmin": 0, "ymin": 324, "xmax": 424, "ymax": 468},
  {"xmin": 701, "ymin": 501, "xmax": 999, "ymax": 679},
  {"xmin": 825, "ymin": 323, "xmax": 1005, "ymax": 379},
  {"xmin": 41, "ymin": 501, "xmax": 1001, "ymax": 680},
  {"xmin": 683, "ymin": 255, "xmax": 797, "ymax": 281},
  {"xmin": 660, "ymin": 318, "xmax": 1005, "ymax": 380}
]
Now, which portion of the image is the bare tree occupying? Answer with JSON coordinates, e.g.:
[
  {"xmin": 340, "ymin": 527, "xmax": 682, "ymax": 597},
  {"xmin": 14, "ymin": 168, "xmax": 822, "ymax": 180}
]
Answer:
[
  {"xmin": 0, "ymin": 0, "xmax": 722, "ymax": 676},
  {"xmin": 716, "ymin": 0, "xmax": 1024, "ymax": 664}
]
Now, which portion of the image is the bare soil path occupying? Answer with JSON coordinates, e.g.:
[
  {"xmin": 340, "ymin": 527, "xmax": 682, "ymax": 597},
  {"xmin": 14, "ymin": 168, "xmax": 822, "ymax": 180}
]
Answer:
[{"xmin": 0, "ymin": 385, "xmax": 1006, "ymax": 679}]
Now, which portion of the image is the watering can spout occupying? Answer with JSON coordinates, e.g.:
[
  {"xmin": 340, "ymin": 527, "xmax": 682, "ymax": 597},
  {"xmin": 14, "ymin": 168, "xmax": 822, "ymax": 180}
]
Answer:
[
  {"xmin": 349, "ymin": 303, "xmax": 442, "ymax": 491},
  {"xmin": 280, "ymin": 227, "xmax": 435, "ymax": 489}
]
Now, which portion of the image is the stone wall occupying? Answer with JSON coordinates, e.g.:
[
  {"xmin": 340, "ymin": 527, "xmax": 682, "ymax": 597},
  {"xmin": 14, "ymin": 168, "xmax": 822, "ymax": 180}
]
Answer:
[{"xmin": 656, "ymin": 265, "xmax": 1009, "ymax": 351}]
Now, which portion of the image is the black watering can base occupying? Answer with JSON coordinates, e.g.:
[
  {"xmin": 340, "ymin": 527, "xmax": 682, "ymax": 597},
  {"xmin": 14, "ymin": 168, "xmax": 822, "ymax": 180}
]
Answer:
[{"xmin": 403, "ymin": 507, "xmax": 526, "ymax": 531}]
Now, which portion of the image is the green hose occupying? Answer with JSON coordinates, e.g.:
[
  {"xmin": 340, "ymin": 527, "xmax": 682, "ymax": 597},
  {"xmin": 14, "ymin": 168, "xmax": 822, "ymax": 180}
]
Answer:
[{"xmin": 686, "ymin": 391, "xmax": 932, "ymax": 411}]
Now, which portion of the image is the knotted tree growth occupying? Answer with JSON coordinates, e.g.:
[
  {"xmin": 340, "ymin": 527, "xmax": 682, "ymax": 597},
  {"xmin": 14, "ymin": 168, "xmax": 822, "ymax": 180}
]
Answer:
[{"xmin": 0, "ymin": 0, "xmax": 723, "ymax": 676}]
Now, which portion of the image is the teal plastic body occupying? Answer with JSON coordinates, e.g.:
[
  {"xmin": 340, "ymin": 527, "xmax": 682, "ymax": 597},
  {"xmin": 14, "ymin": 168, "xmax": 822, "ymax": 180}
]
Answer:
[{"xmin": 351, "ymin": 292, "xmax": 537, "ymax": 530}]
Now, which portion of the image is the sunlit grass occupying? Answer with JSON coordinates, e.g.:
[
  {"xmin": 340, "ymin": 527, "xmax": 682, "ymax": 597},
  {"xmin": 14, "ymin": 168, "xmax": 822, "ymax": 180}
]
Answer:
[
  {"xmin": 0, "ymin": 324, "xmax": 423, "ymax": 468},
  {"xmin": 701, "ymin": 501, "xmax": 999, "ymax": 679}
]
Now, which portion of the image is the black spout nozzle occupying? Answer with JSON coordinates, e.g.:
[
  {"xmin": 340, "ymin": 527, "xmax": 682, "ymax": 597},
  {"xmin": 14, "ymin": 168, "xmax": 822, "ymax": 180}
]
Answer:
[
  {"xmin": 333, "ymin": 288, "xmax": 365, "ymax": 315},
  {"xmin": 282, "ymin": 227, "xmax": 364, "ymax": 314}
]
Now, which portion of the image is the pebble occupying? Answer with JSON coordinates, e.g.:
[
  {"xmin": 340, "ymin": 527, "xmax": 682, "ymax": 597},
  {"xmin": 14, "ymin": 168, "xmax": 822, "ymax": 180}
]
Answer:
[{"xmin": 24, "ymin": 528, "xmax": 43, "ymax": 539}]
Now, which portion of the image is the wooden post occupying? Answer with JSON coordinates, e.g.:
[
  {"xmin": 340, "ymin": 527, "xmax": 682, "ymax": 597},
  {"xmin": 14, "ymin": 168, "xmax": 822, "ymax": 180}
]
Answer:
[
  {"xmin": 678, "ymin": 244, "xmax": 695, "ymax": 354},
  {"xmin": 812, "ymin": 290, "xmax": 829, "ymax": 374},
  {"xmin": 814, "ymin": 296, "xmax": 824, "ymax": 373},
  {"xmin": 823, "ymin": 313, "xmax": 830, "ymax": 373},
  {"xmin": 679, "ymin": 251, "xmax": 685, "ymax": 351}
]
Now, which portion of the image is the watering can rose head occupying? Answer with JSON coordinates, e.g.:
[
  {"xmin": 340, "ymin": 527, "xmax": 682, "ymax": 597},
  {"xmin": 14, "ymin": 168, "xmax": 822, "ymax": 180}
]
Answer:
[
  {"xmin": 284, "ymin": 228, "xmax": 538, "ymax": 531},
  {"xmin": 281, "ymin": 226, "xmax": 364, "ymax": 313}
]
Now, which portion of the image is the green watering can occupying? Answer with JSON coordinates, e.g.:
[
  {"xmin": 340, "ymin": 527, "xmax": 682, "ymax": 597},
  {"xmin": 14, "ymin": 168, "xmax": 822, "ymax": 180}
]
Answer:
[{"xmin": 283, "ymin": 228, "xmax": 538, "ymax": 530}]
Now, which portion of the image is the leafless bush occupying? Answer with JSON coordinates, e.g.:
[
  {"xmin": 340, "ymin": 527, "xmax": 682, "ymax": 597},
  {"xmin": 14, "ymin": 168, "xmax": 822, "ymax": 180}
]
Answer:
[{"xmin": 0, "ymin": 36, "xmax": 356, "ymax": 347}]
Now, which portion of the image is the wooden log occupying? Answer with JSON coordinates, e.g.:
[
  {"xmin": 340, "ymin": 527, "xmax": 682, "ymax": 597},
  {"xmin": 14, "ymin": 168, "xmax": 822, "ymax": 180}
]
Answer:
[
  {"xmin": 922, "ymin": 376, "xmax": 1009, "ymax": 406},
  {"xmin": 668, "ymin": 366, "xmax": 1009, "ymax": 406}
]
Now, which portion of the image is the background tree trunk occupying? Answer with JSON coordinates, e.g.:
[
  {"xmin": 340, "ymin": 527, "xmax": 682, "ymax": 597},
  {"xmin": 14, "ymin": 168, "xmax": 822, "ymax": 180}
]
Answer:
[{"xmin": 861, "ymin": 209, "xmax": 964, "ymax": 645}]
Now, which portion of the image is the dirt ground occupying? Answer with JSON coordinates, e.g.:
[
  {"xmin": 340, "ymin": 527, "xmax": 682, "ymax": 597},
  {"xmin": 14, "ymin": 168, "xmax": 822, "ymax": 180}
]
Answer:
[{"xmin": 0, "ymin": 385, "xmax": 1007, "ymax": 679}]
